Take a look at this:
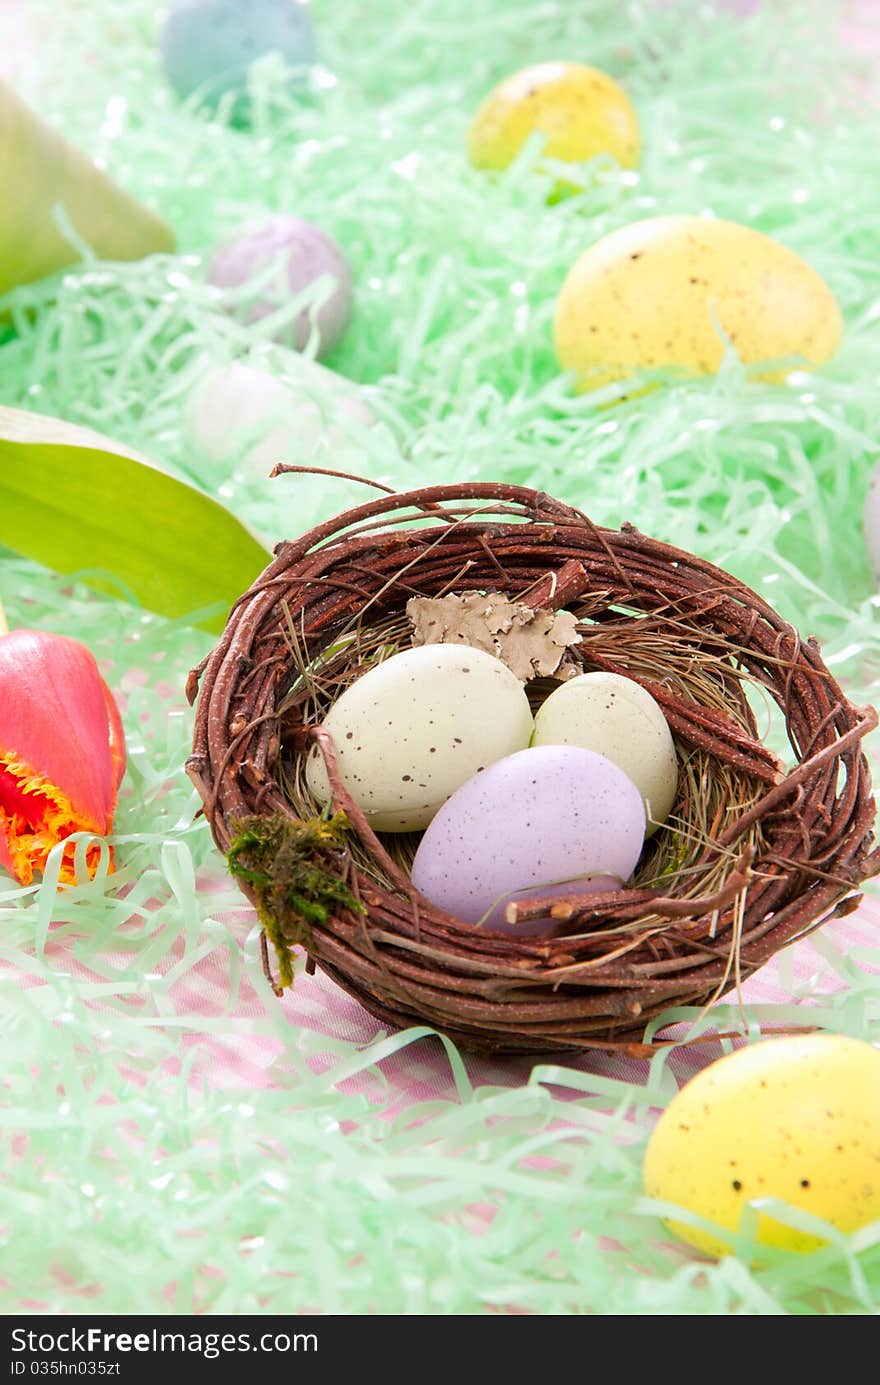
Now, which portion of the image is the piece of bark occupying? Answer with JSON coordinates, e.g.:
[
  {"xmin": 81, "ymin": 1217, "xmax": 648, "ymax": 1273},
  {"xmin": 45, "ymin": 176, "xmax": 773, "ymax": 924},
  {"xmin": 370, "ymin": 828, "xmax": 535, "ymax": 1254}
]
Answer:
[{"xmin": 406, "ymin": 591, "xmax": 580, "ymax": 682}]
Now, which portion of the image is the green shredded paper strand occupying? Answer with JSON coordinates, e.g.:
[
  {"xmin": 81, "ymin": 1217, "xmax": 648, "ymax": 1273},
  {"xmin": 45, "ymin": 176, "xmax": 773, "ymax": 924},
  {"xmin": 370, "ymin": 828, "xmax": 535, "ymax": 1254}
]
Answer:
[{"xmin": 1, "ymin": 0, "xmax": 880, "ymax": 1314}]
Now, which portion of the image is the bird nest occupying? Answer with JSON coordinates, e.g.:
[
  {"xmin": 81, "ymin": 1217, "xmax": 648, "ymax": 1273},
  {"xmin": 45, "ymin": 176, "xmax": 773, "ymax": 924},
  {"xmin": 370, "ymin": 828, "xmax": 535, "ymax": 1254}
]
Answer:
[{"xmin": 186, "ymin": 478, "xmax": 878, "ymax": 1056}]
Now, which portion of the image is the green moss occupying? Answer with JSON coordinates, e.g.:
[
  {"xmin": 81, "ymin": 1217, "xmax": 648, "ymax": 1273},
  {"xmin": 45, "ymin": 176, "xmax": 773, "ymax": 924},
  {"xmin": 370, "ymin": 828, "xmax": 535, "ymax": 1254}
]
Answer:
[{"xmin": 227, "ymin": 812, "xmax": 365, "ymax": 988}]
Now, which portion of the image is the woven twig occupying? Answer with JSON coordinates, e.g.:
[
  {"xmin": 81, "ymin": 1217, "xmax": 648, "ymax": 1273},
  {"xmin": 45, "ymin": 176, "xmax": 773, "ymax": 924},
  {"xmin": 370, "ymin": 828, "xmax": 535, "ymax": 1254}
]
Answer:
[{"xmin": 187, "ymin": 482, "xmax": 878, "ymax": 1056}]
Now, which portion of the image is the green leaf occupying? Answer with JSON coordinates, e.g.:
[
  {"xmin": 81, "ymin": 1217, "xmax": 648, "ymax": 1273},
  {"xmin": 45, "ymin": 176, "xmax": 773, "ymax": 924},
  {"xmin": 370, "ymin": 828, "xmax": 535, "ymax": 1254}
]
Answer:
[{"xmin": 0, "ymin": 407, "xmax": 271, "ymax": 633}]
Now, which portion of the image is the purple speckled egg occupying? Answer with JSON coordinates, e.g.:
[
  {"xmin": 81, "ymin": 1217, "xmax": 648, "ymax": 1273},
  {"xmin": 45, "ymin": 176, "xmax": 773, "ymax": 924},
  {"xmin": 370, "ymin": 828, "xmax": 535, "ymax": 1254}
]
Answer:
[
  {"xmin": 411, "ymin": 744, "xmax": 645, "ymax": 937},
  {"xmin": 864, "ymin": 462, "xmax": 880, "ymax": 583},
  {"xmin": 207, "ymin": 214, "xmax": 352, "ymax": 355}
]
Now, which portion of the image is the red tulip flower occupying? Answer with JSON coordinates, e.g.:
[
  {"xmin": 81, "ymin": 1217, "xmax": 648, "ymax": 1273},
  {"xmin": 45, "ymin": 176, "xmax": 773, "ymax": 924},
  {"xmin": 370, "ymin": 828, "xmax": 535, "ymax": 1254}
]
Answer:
[{"xmin": 0, "ymin": 630, "xmax": 126, "ymax": 885}]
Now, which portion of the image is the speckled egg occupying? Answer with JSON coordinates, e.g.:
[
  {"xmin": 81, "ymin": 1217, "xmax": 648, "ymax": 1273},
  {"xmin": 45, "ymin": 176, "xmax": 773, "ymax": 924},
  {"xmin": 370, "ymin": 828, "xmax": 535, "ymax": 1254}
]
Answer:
[
  {"xmin": 305, "ymin": 646, "xmax": 534, "ymax": 832},
  {"xmin": 863, "ymin": 464, "xmax": 880, "ymax": 582},
  {"xmin": 411, "ymin": 744, "xmax": 645, "ymax": 934},
  {"xmin": 161, "ymin": 0, "xmax": 316, "ymax": 117},
  {"xmin": 554, "ymin": 215, "xmax": 843, "ymax": 391},
  {"xmin": 187, "ymin": 352, "xmax": 374, "ymax": 477},
  {"xmin": 207, "ymin": 215, "xmax": 352, "ymax": 356},
  {"xmin": 644, "ymin": 1034, "xmax": 880, "ymax": 1257},
  {"xmin": 468, "ymin": 61, "xmax": 639, "ymax": 174},
  {"xmin": 532, "ymin": 672, "xmax": 678, "ymax": 835}
]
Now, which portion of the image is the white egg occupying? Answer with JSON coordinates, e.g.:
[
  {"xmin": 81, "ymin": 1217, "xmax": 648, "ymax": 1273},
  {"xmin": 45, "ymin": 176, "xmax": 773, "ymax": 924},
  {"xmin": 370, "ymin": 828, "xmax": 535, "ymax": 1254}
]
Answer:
[
  {"xmin": 864, "ymin": 463, "xmax": 880, "ymax": 582},
  {"xmin": 306, "ymin": 645, "xmax": 534, "ymax": 831},
  {"xmin": 186, "ymin": 351, "xmax": 374, "ymax": 478},
  {"xmin": 531, "ymin": 671, "xmax": 678, "ymax": 834}
]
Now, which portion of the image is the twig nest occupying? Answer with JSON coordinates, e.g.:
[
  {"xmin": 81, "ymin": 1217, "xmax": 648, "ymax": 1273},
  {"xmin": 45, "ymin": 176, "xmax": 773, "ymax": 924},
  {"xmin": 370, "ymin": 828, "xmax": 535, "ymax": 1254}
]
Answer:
[{"xmin": 187, "ymin": 482, "xmax": 878, "ymax": 1056}]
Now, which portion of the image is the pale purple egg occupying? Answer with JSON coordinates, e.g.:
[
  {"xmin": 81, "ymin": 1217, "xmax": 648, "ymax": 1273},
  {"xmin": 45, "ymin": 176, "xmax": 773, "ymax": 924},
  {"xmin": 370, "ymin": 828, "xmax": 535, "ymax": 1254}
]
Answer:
[
  {"xmin": 411, "ymin": 744, "xmax": 645, "ymax": 937},
  {"xmin": 207, "ymin": 214, "xmax": 352, "ymax": 355},
  {"xmin": 864, "ymin": 461, "xmax": 880, "ymax": 582}
]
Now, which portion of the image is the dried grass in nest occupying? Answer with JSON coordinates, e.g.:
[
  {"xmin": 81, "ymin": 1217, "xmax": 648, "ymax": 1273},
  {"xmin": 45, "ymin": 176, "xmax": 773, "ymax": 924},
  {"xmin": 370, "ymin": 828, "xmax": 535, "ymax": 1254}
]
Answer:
[{"xmin": 186, "ymin": 480, "xmax": 879, "ymax": 1056}]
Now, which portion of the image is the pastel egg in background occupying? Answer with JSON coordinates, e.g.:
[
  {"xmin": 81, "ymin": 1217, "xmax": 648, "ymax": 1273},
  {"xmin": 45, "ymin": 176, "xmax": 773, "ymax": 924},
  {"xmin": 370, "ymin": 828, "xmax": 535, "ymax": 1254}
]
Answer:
[
  {"xmin": 207, "ymin": 214, "xmax": 352, "ymax": 356},
  {"xmin": 554, "ymin": 215, "xmax": 843, "ymax": 391},
  {"xmin": 468, "ymin": 61, "xmax": 640, "ymax": 175},
  {"xmin": 186, "ymin": 350, "xmax": 375, "ymax": 478},
  {"xmin": 862, "ymin": 463, "xmax": 880, "ymax": 582},
  {"xmin": 306, "ymin": 645, "xmax": 535, "ymax": 832},
  {"xmin": 643, "ymin": 1034, "xmax": 880, "ymax": 1258},
  {"xmin": 161, "ymin": 0, "xmax": 317, "ymax": 118},
  {"xmin": 411, "ymin": 744, "xmax": 646, "ymax": 934},
  {"xmin": 532, "ymin": 672, "xmax": 678, "ymax": 835}
]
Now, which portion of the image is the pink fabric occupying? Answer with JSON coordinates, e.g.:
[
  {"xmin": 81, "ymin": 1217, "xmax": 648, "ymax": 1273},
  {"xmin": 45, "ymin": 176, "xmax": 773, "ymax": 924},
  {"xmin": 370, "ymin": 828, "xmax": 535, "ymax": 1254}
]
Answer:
[{"xmin": 45, "ymin": 867, "xmax": 872, "ymax": 1106}]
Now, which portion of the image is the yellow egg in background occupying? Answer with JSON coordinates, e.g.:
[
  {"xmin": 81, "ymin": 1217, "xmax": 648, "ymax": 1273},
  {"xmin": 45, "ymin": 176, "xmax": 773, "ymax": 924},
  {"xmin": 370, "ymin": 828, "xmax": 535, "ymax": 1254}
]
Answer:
[
  {"xmin": 554, "ymin": 215, "xmax": 843, "ymax": 391},
  {"xmin": 643, "ymin": 1034, "xmax": 880, "ymax": 1259},
  {"xmin": 467, "ymin": 61, "xmax": 640, "ymax": 176}
]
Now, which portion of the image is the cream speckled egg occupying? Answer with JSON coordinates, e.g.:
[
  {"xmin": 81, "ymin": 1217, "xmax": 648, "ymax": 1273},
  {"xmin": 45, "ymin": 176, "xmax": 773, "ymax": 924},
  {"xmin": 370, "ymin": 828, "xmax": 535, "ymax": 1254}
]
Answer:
[
  {"xmin": 305, "ymin": 645, "xmax": 534, "ymax": 831},
  {"xmin": 532, "ymin": 672, "xmax": 677, "ymax": 835},
  {"xmin": 468, "ymin": 61, "xmax": 640, "ymax": 174},
  {"xmin": 643, "ymin": 1035, "xmax": 880, "ymax": 1258},
  {"xmin": 554, "ymin": 215, "xmax": 843, "ymax": 391}
]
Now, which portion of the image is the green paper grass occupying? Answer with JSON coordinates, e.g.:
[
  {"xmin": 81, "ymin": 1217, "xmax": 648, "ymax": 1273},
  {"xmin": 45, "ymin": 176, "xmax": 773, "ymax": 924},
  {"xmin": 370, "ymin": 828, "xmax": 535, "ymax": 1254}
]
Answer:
[{"xmin": 0, "ymin": 0, "xmax": 879, "ymax": 1315}]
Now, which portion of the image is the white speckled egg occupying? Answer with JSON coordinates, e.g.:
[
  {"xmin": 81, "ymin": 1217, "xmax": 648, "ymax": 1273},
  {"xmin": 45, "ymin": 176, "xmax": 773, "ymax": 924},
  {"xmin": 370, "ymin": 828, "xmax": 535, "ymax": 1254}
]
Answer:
[
  {"xmin": 305, "ymin": 645, "xmax": 534, "ymax": 831},
  {"xmin": 532, "ymin": 672, "xmax": 678, "ymax": 834},
  {"xmin": 411, "ymin": 744, "xmax": 645, "ymax": 933},
  {"xmin": 187, "ymin": 353, "xmax": 374, "ymax": 478}
]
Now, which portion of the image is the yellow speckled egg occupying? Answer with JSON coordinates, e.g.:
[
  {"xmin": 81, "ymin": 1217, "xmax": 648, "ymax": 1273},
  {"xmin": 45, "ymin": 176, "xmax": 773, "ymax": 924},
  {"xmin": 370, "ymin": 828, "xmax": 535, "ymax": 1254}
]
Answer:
[
  {"xmin": 554, "ymin": 215, "xmax": 843, "ymax": 391},
  {"xmin": 467, "ymin": 61, "xmax": 640, "ymax": 175},
  {"xmin": 643, "ymin": 1035, "xmax": 880, "ymax": 1258}
]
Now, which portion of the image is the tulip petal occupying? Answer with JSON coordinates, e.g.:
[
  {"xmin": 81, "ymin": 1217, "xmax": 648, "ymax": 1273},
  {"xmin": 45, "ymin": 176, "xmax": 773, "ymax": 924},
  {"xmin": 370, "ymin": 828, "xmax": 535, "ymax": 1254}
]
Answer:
[
  {"xmin": 0, "ymin": 817, "xmax": 16, "ymax": 880},
  {"xmin": 0, "ymin": 630, "xmax": 125, "ymax": 884}
]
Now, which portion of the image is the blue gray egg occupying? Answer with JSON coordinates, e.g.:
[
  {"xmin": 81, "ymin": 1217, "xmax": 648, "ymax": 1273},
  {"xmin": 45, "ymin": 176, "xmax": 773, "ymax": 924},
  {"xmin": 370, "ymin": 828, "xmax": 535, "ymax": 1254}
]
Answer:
[{"xmin": 161, "ymin": 0, "xmax": 317, "ymax": 117}]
